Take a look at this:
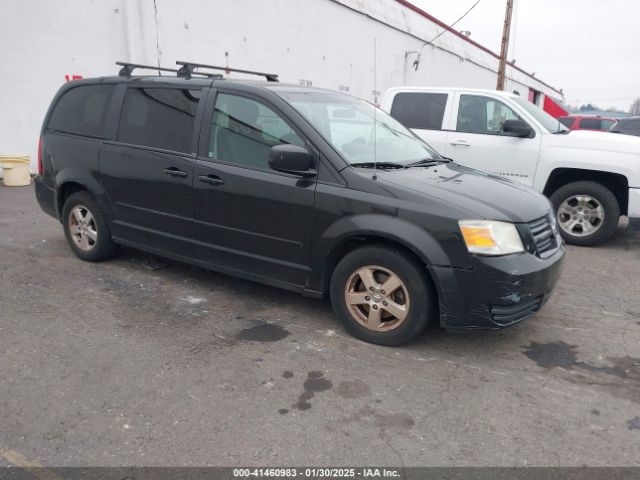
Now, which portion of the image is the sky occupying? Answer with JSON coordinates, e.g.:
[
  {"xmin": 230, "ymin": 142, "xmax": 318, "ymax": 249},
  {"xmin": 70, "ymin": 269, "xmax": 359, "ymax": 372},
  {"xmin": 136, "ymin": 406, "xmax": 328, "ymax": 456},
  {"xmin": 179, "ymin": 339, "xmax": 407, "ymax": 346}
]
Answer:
[{"xmin": 409, "ymin": 0, "xmax": 640, "ymax": 111}]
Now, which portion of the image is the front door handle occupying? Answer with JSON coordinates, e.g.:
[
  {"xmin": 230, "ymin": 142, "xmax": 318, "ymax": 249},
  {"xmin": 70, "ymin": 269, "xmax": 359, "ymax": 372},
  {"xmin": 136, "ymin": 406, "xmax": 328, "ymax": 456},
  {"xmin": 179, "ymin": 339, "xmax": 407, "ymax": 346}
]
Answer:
[
  {"xmin": 450, "ymin": 140, "xmax": 471, "ymax": 147},
  {"xmin": 198, "ymin": 174, "xmax": 225, "ymax": 186},
  {"xmin": 164, "ymin": 167, "xmax": 189, "ymax": 178}
]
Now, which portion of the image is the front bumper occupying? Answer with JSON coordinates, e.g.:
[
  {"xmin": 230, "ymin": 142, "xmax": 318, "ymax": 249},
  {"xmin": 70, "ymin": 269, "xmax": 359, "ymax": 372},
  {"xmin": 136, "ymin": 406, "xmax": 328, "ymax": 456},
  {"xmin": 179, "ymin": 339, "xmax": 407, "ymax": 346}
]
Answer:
[{"xmin": 429, "ymin": 243, "xmax": 565, "ymax": 330}]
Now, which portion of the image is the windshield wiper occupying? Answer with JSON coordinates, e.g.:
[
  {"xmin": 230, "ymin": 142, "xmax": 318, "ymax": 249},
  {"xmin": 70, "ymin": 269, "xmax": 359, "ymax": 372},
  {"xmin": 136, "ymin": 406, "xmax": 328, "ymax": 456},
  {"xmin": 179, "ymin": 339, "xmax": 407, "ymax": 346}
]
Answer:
[
  {"xmin": 405, "ymin": 158, "xmax": 451, "ymax": 168},
  {"xmin": 350, "ymin": 162, "xmax": 405, "ymax": 170}
]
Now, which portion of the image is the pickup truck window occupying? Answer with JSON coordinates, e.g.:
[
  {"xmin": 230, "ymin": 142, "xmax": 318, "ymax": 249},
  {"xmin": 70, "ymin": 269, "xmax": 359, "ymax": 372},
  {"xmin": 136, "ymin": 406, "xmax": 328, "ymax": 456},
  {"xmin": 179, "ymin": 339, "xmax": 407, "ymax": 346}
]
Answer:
[
  {"xmin": 512, "ymin": 97, "xmax": 568, "ymax": 133},
  {"xmin": 390, "ymin": 92, "xmax": 447, "ymax": 130},
  {"xmin": 558, "ymin": 117, "xmax": 574, "ymax": 128},
  {"xmin": 579, "ymin": 118, "xmax": 601, "ymax": 129},
  {"xmin": 456, "ymin": 95, "xmax": 523, "ymax": 135}
]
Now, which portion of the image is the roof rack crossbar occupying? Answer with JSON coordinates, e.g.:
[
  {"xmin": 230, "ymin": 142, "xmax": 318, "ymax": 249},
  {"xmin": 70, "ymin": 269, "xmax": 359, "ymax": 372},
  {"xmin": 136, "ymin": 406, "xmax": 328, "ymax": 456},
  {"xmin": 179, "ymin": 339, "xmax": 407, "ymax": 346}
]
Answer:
[
  {"xmin": 176, "ymin": 60, "xmax": 279, "ymax": 82},
  {"xmin": 116, "ymin": 61, "xmax": 180, "ymax": 77},
  {"xmin": 116, "ymin": 61, "xmax": 221, "ymax": 79}
]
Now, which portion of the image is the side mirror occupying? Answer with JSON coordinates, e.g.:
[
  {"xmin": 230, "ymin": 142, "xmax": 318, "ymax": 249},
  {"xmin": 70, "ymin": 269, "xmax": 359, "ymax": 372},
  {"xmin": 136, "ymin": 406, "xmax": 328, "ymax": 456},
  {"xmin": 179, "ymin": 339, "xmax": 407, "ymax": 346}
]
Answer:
[
  {"xmin": 502, "ymin": 119, "xmax": 533, "ymax": 138},
  {"xmin": 268, "ymin": 144, "xmax": 316, "ymax": 177}
]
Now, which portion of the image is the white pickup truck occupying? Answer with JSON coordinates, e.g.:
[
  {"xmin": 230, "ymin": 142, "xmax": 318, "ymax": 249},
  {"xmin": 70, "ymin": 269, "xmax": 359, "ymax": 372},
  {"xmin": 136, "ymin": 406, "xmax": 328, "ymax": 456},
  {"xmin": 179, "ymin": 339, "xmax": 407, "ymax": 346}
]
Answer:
[{"xmin": 380, "ymin": 87, "xmax": 640, "ymax": 246}]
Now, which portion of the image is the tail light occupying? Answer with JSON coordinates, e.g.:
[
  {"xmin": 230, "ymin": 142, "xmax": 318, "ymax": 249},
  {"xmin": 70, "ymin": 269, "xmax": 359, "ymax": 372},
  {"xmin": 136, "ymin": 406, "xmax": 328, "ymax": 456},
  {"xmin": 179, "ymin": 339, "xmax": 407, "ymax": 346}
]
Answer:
[{"xmin": 38, "ymin": 136, "xmax": 43, "ymax": 175}]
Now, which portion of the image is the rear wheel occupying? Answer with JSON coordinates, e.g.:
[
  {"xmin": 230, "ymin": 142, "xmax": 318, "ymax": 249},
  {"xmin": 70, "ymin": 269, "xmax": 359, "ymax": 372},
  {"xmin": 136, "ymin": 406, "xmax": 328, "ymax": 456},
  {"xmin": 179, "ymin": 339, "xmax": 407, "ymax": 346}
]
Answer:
[
  {"xmin": 330, "ymin": 245, "xmax": 435, "ymax": 346},
  {"xmin": 62, "ymin": 191, "xmax": 117, "ymax": 261},
  {"xmin": 550, "ymin": 181, "xmax": 620, "ymax": 246}
]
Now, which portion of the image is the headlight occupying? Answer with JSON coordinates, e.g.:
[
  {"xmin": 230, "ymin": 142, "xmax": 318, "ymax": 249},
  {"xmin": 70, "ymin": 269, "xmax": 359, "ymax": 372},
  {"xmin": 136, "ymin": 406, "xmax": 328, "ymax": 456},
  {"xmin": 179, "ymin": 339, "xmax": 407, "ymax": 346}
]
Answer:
[{"xmin": 458, "ymin": 220, "xmax": 524, "ymax": 255}]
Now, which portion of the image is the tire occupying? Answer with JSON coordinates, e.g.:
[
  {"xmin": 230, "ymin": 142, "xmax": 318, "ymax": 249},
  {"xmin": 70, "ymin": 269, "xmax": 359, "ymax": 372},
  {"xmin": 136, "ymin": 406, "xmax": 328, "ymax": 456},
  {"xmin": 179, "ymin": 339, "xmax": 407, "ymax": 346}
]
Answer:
[
  {"xmin": 330, "ymin": 245, "xmax": 435, "ymax": 346},
  {"xmin": 61, "ymin": 191, "xmax": 118, "ymax": 262},
  {"xmin": 550, "ymin": 181, "xmax": 620, "ymax": 246}
]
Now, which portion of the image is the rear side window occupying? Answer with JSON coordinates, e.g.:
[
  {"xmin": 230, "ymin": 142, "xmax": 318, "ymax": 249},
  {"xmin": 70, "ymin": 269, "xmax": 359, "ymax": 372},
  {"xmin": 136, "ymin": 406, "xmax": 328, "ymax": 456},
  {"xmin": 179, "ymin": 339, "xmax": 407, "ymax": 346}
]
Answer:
[
  {"xmin": 558, "ymin": 117, "xmax": 574, "ymax": 128},
  {"xmin": 390, "ymin": 92, "xmax": 447, "ymax": 130},
  {"xmin": 48, "ymin": 85, "xmax": 115, "ymax": 138},
  {"xmin": 578, "ymin": 118, "xmax": 601, "ymax": 129},
  {"xmin": 118, "ymin": 87, "xmax": 200, "ymax": 153}
]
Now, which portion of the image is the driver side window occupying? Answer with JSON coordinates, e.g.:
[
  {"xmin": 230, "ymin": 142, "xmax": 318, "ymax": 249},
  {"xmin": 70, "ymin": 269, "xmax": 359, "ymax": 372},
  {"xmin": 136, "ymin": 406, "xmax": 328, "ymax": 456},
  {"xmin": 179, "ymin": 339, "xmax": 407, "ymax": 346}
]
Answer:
[
  {"xmin": 456, "ymin": 95, "xmax": 523, "ymax": 135},
  {"xmin": 209, "ymin": 93, "xmax": 304, "ymax": 169}
]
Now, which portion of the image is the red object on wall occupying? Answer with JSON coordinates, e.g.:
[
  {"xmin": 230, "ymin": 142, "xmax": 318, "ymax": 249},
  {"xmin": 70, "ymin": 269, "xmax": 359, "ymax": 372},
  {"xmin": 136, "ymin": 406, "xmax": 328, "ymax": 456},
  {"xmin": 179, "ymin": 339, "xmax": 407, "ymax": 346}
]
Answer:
[
  {"xmin": 65, "ymin": 74, "xmax": 83, "ymax": 82},
  {"xmin": 543, "ymin": 95, "xmax": 569, "ymax": 119}
]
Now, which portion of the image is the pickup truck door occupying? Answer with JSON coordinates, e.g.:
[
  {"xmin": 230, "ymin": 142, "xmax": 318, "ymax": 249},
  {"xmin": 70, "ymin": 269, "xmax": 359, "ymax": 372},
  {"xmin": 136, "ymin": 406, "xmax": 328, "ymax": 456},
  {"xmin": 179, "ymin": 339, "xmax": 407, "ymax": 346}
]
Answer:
[{"xmin": 443, "ymin": 93, "xmax": 542, "ymax": 187}]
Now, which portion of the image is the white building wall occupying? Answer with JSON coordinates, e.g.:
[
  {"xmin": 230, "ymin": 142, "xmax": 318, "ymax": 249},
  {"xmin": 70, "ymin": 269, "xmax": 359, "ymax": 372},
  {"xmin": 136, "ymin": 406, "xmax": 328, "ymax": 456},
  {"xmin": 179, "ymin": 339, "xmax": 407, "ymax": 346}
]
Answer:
[{"xmin": 0, "ymin": 0, "xmax": 562, "ymax": 170}]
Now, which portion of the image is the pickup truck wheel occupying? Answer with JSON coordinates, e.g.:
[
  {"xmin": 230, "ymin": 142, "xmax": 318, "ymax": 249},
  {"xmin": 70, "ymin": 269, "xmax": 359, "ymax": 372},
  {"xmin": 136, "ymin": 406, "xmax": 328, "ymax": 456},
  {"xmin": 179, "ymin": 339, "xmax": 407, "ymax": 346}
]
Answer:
[
  {"xmin": 330, "ymin": 245, "xmax": 434, "ymax": 346},
  {"xmin": 550, "ymin": 181, "xmax": 620, "ymax": 246},
  {"xmin": 62, "ymin": 191, "xmax": 118, "ymax": 262}
]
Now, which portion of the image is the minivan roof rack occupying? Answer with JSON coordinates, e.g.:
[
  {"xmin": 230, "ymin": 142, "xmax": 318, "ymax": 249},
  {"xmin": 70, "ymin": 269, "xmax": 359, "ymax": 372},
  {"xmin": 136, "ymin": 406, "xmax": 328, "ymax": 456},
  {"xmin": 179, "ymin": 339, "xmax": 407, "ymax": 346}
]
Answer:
[
  {"xmin": 176, "ymin": 60, "xmax": 279, "ymax": 82},
  {"xmin": 116, "ymin": 62, "xmax": 180, "ymax": 77},
  {"xmin": 116, "ymin": 61, "xmax": 222, "ymax": 79}
]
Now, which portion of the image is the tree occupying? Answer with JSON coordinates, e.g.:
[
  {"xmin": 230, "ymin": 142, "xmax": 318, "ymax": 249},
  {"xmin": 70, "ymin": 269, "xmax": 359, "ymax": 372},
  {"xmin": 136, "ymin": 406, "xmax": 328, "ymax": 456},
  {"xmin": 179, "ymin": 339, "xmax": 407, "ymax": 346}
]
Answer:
[
  {"xmin": 579, "ymin": 103, "xmax": 600, "ymax": 112},
  {"xmin": 630, "ymin": 98, "xmax": 640, "ymax": 116}
]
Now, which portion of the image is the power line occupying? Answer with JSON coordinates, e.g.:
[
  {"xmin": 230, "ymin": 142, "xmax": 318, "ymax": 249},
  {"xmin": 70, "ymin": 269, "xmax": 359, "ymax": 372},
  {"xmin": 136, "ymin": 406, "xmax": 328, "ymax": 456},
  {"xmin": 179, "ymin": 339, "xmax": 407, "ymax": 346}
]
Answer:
[
  {"xmin": 428, "ymin": 0, "xmax": 482, "ymax": 45},
  {"xmin": 412, "ymin": 0, "xmax": 482, "ymax": 71}
]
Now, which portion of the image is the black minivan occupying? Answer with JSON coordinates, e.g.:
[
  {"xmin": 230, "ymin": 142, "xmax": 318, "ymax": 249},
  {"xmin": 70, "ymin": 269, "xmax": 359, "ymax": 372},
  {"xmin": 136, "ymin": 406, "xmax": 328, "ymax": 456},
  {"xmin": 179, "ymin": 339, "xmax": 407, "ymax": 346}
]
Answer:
[{"xmin": 35, "ymin": 61, "xmax": 564, "ymax": 345}]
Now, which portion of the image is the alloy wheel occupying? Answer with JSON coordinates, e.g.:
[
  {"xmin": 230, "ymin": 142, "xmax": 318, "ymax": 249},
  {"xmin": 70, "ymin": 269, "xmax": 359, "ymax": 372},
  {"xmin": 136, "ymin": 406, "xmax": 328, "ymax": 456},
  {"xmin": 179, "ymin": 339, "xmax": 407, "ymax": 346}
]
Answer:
[
  {"xmin": 344, "ymin": 265, "xmax": 410, "ymax": 332},
  {"xmin": 68, "ymin": 205, "xmax": 98, "ymax": 251},
  {"xmin": 557, "ymin": 195, "xmax": 604, "ymax": 237}
]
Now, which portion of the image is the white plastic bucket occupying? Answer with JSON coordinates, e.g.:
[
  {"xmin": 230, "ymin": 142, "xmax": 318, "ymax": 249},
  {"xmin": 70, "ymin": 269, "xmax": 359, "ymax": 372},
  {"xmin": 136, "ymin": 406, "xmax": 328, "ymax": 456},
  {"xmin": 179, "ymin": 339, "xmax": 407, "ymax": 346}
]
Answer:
[{"xmin": 0, "ymin": 155, "xmax": 31, "ymax": 186}]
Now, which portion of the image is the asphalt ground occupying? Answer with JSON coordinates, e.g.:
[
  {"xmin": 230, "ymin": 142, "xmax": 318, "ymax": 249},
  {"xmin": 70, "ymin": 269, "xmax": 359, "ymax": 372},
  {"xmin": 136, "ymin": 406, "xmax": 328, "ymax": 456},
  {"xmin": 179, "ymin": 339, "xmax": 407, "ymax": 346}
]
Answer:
[{"xmin": 1, "ymin": 183, "xmax": 639, "ymax": 467}]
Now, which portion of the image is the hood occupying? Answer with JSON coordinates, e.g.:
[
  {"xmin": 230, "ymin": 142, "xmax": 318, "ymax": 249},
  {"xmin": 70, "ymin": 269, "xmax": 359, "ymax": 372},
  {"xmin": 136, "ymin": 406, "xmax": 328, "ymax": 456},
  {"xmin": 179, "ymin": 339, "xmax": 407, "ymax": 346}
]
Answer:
[
  {"xmin": 373, "ymin": 162, "xmax": 551, "ymax": 223},
  {"xmin": 547, "ymin": 129, "xmax": 640, "ymax": 155}
]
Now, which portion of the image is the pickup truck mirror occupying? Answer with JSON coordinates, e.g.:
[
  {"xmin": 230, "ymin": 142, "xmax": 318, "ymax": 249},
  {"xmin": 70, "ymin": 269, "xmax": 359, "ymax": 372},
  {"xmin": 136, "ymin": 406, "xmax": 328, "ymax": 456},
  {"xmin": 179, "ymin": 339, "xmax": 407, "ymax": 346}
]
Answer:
[
  {"xmin": 502, "ymin": 119, "xmax": 533, "ymax": 138},
  {"xmin": 269, "ymin": 144, "xmax": 317, "ymax": 177}
]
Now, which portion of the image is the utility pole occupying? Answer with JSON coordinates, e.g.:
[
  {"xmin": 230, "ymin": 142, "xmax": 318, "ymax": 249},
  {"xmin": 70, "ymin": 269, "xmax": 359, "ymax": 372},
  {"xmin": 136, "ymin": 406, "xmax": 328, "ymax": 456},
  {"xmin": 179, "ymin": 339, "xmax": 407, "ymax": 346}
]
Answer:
[{"xmin": 496, "ymin": 0, "xmax": 514, "ymax": 91}]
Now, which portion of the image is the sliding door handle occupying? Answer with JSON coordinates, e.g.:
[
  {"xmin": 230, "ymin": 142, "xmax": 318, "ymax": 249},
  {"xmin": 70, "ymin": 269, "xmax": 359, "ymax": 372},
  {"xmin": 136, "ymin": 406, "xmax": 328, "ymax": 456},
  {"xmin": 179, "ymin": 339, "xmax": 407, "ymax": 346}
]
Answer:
[
  {"xmin": 164, "ymin": 167, "xmax": 189, "ymax": 178},
  {"xmin": 198, "ymin": 175, "xmax": 225, "ymax": 186}
]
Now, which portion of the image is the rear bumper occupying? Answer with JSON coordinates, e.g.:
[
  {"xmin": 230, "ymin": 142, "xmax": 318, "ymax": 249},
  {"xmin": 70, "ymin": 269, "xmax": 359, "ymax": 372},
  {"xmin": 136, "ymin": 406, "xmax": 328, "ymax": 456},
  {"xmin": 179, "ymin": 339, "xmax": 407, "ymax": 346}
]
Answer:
[
  {"xmin": 430, "ymin": 244, "xmax": 565, "ymax": 330},
  {"xmin": 34, "ymin": 175, "xmax": 58, "ymax": 219}
]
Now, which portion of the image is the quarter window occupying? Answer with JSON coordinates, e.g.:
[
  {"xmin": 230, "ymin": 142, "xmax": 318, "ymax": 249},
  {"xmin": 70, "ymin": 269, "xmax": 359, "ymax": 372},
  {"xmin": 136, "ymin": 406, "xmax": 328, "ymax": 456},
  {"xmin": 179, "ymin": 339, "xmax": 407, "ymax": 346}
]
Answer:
[
  {"xmin": 456, "ymin": 95, "xmax": 524, "ymax": 135},
  {"xmin": 209, "ymin": 93, "xmax": 303, "ymax": 169},
  {"xmin": 48, "ymin": 85, "xmax": 115, "ymax": 138},
  {"xmin": 118, "ymin": 87, "xmax": 200, "ymax": 153},
  {"xmin": 390, "ymin": 92, "xmax": 448, "ymax": 130}
]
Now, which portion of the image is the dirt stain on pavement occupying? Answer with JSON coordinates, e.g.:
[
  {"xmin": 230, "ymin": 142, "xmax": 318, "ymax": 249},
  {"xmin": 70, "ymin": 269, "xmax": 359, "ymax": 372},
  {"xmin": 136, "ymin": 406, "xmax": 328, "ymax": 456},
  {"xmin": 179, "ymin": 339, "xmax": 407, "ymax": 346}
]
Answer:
[
  {"xmin": 627, "ymin": 417, "xmax": 640, "ymax": 430},
  {"xmin": 522, "ymin": 341, "xmax": 577, "ymax": 368},
  {"xmin": 335, "ymin": 380, "xmax": 371, "ymax": 399},
  {"xmin": 522, "ymin": 341, "xmax": 640, "ymax": 405},
  {"xmin": 294, "ymin": 371, "xmax": 333, "ymax": 411},
  {"xmin": 282, "ymin": 370, "xmax": 294, "ymax": 379},
  {"xmin": 236, "ymin": 321, "xmax": 290, "ymax": 342},
  {"xmin": 346, "ymin": 405, "xmax": 415, "ymax": 430}
]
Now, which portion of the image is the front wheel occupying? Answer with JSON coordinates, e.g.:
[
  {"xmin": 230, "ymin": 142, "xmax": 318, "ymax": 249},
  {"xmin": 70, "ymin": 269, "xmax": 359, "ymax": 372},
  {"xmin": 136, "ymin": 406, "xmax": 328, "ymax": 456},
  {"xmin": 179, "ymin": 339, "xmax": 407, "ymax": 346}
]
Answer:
[
  {"xmin": 550, "ymin": 181, "xmax": 620, "ymax": 246},
  {"xmin": 330, "ymin": 245, "xmax": 435, "ymax": 346}
]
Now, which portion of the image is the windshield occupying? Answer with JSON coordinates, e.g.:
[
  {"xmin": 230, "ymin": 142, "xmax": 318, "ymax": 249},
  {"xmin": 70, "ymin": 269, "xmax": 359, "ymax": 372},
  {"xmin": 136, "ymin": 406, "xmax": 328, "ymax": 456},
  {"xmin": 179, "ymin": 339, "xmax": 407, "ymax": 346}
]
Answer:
[
  {"xmin": 275, "ymin": 90, "xmax": 441, "ymax": 165},
  {"xmin": 512, "ymin": 97, "xmax": 569, "ymax": 133}
]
